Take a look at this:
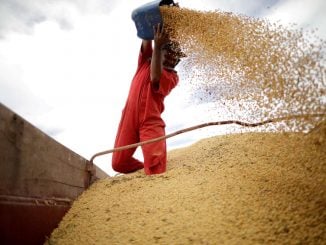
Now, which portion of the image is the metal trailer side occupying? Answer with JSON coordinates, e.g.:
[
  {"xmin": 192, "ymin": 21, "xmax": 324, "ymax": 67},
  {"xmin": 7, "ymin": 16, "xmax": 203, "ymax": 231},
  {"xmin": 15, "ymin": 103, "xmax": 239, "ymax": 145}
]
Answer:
[{"xmin": 0, "ymin": 103, "xmax": 108, "ymax": 245}]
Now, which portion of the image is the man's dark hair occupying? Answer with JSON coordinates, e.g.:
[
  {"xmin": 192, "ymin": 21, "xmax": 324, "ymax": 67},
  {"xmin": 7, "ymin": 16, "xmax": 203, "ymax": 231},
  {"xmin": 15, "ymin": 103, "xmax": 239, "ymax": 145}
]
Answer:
[{"xmin": 159, "ymin": 0, "xmax": 176, "ymax": 6}]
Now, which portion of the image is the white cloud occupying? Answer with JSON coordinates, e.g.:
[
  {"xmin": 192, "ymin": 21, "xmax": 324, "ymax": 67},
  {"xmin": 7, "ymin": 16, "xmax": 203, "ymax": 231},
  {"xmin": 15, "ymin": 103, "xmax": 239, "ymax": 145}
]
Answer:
[
  {"xmin": 0, "ymin": 58, "xmax": 51, "ymax": 116},
  {"xmin": 0, "ymin": 0, "xmax": 147, "ymax": 175},
  {"xmin": 264, "ymin": 0, "xmax": 326, "ymax": 38}
]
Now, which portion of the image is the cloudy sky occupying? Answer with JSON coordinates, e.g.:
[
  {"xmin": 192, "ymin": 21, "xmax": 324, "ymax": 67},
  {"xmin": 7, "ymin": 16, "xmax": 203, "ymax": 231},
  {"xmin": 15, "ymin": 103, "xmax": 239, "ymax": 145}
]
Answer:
[{"xmin": 0, "ymin": 0, "xmax": 325, "ymax": 176}]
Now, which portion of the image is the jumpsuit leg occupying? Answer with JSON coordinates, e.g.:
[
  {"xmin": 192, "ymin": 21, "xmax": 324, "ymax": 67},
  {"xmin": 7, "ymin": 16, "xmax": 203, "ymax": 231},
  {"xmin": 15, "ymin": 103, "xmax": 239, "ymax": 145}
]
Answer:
[
  {"xmin": 140, "ymin": 124, "xmax": 167, "ymax": 175},
  {"xmin": 112, "ymin": 109, "xmax": 144, "ymax": 173}
]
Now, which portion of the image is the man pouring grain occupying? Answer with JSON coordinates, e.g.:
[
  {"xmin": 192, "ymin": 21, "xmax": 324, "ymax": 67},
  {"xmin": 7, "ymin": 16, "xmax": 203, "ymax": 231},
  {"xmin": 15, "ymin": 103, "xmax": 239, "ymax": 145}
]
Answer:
[{"xmin": 112, "ymin": 19, "xmax": 185, "ymax": 174}]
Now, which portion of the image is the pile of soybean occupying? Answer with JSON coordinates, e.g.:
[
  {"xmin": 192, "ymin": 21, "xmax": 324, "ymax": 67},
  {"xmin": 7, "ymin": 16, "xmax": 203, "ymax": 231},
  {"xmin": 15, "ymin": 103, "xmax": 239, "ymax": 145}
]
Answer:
[
  {"xmin": 47, "ymin": 121, "xmax": 325, "ymax": 244},
  {"xmin": 161, "ymin": 6, "xmax": 325, "ymax": 131}
]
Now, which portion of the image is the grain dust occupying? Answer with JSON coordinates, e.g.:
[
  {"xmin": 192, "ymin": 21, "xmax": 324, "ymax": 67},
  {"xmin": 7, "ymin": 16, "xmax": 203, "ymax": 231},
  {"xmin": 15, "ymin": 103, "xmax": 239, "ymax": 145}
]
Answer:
[{"xmin": 161, "ymin": 6, "xmax": 325, "ymax": 131}]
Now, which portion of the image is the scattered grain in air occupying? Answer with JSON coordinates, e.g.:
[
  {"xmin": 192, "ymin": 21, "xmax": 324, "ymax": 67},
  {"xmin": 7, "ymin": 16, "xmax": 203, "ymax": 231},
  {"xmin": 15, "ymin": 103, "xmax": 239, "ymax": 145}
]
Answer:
[{"xmin": 160, "ymin": 6, "xmax": 326, "ymax": 132}]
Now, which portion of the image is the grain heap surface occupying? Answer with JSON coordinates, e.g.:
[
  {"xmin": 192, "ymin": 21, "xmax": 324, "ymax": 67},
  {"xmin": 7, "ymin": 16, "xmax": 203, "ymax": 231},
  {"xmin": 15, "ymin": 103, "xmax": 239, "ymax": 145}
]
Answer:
[
  {"xmin": 47, "ymin": 121, "xmax": 326, "ymax": 245},
  {"xmin": 161, "ymin": 6, "xmax": 325, "ymax": 131}
]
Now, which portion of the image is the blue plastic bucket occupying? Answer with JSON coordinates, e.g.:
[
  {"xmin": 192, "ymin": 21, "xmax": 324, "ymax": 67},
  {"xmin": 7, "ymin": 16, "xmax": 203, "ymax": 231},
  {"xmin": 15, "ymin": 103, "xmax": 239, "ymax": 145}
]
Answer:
[{"xmin": 131, "ymin": 0, "xmax": 162, "ymax": 40}]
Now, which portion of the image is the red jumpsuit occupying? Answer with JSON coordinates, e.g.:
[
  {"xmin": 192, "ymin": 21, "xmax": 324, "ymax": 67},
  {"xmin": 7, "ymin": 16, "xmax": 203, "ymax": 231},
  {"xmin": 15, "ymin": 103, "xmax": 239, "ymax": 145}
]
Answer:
[{"xmin": 112, "ymin": 44, "xmax": 179, "ymax": 175}]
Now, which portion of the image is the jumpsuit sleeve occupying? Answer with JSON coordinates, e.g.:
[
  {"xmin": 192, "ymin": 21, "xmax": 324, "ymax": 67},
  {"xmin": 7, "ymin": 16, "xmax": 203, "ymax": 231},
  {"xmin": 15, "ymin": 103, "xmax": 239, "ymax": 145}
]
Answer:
[
  {"xmin": 138, "ymin": 44, "xmax": 153, "ymax": 67},
  {"xmin": 153, "ymin": 69, "xmax": 179, "ymax": 96}
]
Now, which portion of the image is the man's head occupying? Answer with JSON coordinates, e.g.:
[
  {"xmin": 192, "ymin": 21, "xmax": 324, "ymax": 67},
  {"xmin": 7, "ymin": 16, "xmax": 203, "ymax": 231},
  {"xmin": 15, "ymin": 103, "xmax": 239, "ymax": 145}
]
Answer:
[{"xmin": 162, "ymin": 41, "xmax": 186, "ymax": 69}]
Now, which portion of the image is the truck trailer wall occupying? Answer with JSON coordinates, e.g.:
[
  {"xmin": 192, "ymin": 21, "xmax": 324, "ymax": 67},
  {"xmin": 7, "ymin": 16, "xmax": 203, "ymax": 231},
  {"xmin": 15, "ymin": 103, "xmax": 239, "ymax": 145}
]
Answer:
[{"xmin": 0, "ymin": 103, "xmax": 108, "ymax": 245}]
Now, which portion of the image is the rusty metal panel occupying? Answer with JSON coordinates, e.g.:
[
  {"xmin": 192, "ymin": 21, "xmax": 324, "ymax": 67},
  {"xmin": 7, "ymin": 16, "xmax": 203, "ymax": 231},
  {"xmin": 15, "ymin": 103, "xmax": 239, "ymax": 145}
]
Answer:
[{"xmin": 0, "ymin": 195, "xmax": 71, "ymax": 245}]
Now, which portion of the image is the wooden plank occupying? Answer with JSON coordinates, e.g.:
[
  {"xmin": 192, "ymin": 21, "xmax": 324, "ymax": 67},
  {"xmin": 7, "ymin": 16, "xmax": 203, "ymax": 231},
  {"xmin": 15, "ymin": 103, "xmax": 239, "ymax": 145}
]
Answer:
[
  {"xmin": 0, "ymin": 103, "xmax": 110, "ymax": 244},
  {"xmin": 0, "ymin": 103, "xmax": 108, "ymax": 199}
]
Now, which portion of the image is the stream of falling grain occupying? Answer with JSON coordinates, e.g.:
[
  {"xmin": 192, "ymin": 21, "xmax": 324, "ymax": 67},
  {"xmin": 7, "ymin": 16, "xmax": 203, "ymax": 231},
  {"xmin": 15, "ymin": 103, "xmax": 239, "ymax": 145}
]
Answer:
[{"xmin": 160, "ymin": 6, "xmax": 326, "ymax": 131}]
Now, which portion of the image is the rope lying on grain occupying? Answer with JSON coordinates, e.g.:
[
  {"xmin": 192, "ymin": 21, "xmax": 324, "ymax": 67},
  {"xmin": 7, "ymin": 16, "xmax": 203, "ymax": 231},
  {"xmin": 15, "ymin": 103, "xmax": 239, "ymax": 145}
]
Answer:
[{"xmin": 89, "ymin": 113, "xmax": 325, "ymax": 164}]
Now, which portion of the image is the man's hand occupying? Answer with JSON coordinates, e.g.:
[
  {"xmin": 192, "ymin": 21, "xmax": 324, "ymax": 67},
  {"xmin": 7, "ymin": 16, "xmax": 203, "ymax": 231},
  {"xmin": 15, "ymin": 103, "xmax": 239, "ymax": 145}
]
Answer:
[
  {"xmin": 153, "ymin": 23, "xmax": 169, "ymax": 50},
  {"xmin": 150, "ymin": 23, "xmax": 169, "ymax": 86}
]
